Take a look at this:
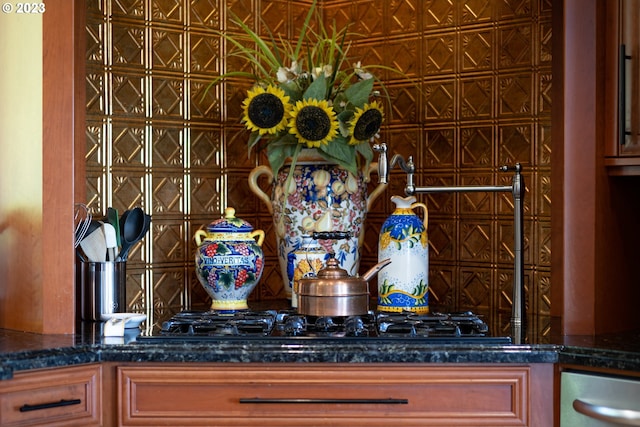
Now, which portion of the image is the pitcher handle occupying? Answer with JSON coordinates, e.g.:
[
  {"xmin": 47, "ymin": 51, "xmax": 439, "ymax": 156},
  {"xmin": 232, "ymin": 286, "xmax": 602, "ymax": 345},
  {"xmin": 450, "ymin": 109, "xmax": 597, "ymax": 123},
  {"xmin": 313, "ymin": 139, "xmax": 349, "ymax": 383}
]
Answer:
[
  {"xmin": 366, "ymin": 162, "xmax": 389, "ymax": 212},
  {"xmin": 248, "ymin": 166, "xmax": 274, "ymax": 215},
  {"xmin": 251, "ymin": 230, "xmax": 265, "ymax": 246},
  {"xmin": 194, "ymin": 230, "xmax": 208, "ymax": 247},
  {"xmin": 411, "ymin": 202, "xmax": 429, "ymax": 230}
]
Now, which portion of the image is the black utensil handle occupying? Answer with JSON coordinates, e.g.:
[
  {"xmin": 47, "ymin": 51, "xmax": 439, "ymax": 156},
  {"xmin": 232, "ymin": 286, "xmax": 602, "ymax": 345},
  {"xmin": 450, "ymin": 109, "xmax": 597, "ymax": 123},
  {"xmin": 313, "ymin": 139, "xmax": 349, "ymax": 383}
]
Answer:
[
  {"xmin": 239, "ymin": 398, "xmax": 408, "ymax": 404},
  {"xmin": 19, "ymin": 398, "xmax": 82, "ymax": 412},
  {"xmin": 311, "ymin": 231, "xmax": 351, "ymax": 241}
]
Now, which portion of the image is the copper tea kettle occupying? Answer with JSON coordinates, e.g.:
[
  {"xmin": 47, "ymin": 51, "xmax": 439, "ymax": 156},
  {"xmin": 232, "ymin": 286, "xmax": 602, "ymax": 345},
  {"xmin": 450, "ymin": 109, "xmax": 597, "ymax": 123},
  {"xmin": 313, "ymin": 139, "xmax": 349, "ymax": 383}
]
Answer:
[{"xmin": 297, "ymin": 256, "xmax": 391, "ymax": 317}]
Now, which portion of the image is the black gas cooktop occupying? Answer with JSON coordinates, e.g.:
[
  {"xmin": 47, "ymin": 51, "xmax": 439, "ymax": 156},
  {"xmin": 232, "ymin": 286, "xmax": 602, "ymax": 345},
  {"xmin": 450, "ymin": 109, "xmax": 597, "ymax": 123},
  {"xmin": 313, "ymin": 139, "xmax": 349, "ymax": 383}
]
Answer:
[{"xmin": 136, "ymin": 310, "xmax": 512, "ymax": 344}]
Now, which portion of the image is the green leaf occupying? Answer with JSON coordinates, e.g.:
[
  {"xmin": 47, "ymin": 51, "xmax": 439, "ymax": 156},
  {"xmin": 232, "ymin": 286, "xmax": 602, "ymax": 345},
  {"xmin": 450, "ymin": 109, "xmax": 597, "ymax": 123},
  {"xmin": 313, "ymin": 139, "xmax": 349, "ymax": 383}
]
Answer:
[
  {"xmin": 218, "ymin": 32, "xmax": 276, "ymax": 80},
  {"xmin": 303, "ymin": 74, "xmax": 328, "ymax": 100},
  {"xmin": 336, "ymin": 109, "xmax": 354, "ymax": 123},
  {"xmin": 344, "ymin": 78, "xmax": 374, "ymax": 108},
  {"xmin": 217, "ymin": 244, "xmax": 231, "ymax": 255},
  {"xmin": 337, "ymin": 115, "xmax": 351, "ymax": 138},
  {"xmin": 266, "ymin": 139, "xmax": 300, "ymax": 174},
  {"xmin": 355, "ymin": 141, "xmax": 374, "ymax": 173},
  {"xmin": 318, "ymin": 139, "xmax": 358, "ymax": 174},
  {"xmin": 219, "ymin": 271, "xmax": 235, "ymax": 290},
  {"xmin": 279, "ymin": 80, "xmax": 303, "ymax": 102},
  {"xmin": 247, "ymin": 132, "xmax": 262, "ymax": 153},
  {"xmin": 228, "ymin": 16, "xmax": 281, "ymax": 70},
  {"xmin": 294, "ymin": 0, "xmax": 317, "ymax": 59},
  {"xmin": 327, "ymin": 27, "xmax": 349, "ymax": 98},
  {"xmin": 332, "ymin": 92, "xmax": 348, "ymax": 113}
]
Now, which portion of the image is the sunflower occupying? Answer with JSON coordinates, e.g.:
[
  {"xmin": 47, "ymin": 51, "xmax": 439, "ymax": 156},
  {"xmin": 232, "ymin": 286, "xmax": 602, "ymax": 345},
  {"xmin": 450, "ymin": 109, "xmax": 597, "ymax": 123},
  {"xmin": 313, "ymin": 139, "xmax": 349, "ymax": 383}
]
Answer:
[
  {"xmin": 288, "ymin": 98, "xmax": 339, "ymax": 148},
  {"xmin": 241, "ymin": 85, "xmax": 291, "ymax": 135},
  {"xmin": 348, "ymin": 101, "xmax": 384, "ymax": 145}
]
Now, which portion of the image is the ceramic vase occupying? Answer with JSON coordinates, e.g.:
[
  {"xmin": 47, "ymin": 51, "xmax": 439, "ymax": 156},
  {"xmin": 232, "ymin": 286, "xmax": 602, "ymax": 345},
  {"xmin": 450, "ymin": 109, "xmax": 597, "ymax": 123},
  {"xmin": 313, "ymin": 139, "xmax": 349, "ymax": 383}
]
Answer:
[
  {"xmin": 290, "ymin": 235, "xmax": 329, "ymax": 307},
  {"xmin": 377, "ymin": 195, "xmax": 429, "ymax": 313},
  {"xmin": 249, "ymin": 153, "xmax": 386, "ymax": 299},
  {"xmin": 194, "ymin": 207, "xmax": 265, "ymax": 311}
]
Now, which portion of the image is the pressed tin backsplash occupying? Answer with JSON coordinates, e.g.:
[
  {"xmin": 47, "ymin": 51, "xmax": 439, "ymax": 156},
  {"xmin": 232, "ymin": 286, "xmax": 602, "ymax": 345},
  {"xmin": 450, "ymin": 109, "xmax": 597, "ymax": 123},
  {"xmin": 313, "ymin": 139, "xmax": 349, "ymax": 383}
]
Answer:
[{"xmin": 84, "ymin": 0, "xmax": 552, "ymax": 341}]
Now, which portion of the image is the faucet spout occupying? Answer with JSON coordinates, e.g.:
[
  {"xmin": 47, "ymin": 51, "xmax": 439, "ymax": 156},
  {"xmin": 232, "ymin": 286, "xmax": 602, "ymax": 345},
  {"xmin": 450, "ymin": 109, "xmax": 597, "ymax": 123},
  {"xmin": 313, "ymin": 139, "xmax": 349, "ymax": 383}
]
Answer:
[{"xmin": 390, "ymin": 154, "xmax": 416, "ymax": 195}]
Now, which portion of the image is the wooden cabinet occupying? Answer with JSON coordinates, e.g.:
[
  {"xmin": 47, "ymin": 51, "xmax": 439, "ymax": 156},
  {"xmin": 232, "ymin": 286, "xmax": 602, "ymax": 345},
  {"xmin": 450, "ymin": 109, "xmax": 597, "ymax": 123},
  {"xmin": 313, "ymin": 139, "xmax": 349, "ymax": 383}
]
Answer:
[
  {"xmin": 605, "ymin": 0, "xmax": 640, "ymax": 173},
  {"xmin": 117, "ymin": 363, "xmax": 553, "ymax": 426},
  {"xmin": 0, "ymin": 364, "xmax": 101, "ymax": 426}
]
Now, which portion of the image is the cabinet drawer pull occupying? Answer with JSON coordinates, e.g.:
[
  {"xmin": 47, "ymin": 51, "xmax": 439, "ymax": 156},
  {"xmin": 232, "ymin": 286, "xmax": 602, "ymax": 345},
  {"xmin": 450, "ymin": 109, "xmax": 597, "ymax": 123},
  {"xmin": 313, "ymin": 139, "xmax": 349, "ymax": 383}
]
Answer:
[
  {"xmin": 620, "ymin": 44, "xmax": 633, "ymax": 144},
  {"xmin": 19, "ymin": 398, "xmax": 82, "ymax": 412},
  {"xmin": 240, "ymin": 398, "xmax": 408, "ymax": 405},
  {"xmin": 574, "ymin": 399, "xmax": 640, "ymax": 426}
]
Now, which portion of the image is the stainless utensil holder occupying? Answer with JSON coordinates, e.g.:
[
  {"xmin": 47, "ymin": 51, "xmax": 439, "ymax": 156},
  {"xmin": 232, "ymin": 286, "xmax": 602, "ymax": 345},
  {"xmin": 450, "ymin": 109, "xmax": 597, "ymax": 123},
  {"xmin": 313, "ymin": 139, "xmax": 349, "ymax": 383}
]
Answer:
[{"xmin": 78, "ymin": 261, "xmax": 126, "ymax": 321}]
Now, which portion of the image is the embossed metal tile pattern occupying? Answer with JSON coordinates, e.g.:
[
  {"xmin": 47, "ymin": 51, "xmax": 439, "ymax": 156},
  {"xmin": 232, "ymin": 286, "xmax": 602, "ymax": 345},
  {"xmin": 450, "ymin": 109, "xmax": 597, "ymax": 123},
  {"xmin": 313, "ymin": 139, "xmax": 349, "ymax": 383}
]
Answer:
[{"xmin": 85, "ymin": 0, "xmax": 552, "ymax": 341}]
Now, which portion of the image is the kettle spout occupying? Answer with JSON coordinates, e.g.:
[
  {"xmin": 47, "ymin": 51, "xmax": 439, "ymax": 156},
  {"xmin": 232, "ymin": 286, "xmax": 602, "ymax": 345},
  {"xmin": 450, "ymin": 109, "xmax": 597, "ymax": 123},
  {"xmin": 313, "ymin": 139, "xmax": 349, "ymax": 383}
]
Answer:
[{"xmin": 361, "ymin": 259, "xmax": 392, "ymax": 282}]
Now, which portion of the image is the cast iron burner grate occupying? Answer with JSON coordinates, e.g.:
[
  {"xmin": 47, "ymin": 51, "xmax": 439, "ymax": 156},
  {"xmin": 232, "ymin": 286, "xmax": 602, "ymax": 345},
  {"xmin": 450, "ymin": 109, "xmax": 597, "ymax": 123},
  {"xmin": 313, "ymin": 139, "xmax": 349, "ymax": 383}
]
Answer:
[
  {"xmin": 160, "ymin": 310, "xmax": 278, "ymax": 337},
  {"xmin": 272, "ymin": 312, "xmax": 377, "ymax": 338},
  {"xmin": 376, "ymin": 311, "xmax": 490, "ymax": 337},
  {"xmin": 139, "ymin": 309, "xmax": 511, "ymax": 344}
]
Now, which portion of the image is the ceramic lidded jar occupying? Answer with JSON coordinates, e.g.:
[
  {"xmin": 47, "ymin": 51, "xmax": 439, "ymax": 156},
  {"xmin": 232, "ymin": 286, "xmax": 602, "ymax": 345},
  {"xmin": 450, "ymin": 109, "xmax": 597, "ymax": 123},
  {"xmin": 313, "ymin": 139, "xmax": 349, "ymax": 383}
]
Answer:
[
  {"xmin": 377, "ymin": 196, "xmax": 429, "ymax": 314},
  {"xmin": 194, "ymin": 207, "xmax": 265, "ymax": 312}
]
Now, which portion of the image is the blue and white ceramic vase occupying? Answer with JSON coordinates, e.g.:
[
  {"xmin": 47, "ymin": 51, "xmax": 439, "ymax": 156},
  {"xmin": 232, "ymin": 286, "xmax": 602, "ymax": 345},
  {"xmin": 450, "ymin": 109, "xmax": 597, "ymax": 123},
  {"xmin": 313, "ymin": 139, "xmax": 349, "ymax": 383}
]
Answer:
[
  {"xmin": 194, "ymin": 207, "xmax": 265, "ymax": 311},
  {"xmin": 290, "ymin": 235, "xmax": 329, "ymax": 308},
  {"xmin": 377, "ymin": 195, "xmax": 429, "ymax": 313},
  {"xmin": 248, "ymin": 150, "xmax": 387, "ymax": 300}
]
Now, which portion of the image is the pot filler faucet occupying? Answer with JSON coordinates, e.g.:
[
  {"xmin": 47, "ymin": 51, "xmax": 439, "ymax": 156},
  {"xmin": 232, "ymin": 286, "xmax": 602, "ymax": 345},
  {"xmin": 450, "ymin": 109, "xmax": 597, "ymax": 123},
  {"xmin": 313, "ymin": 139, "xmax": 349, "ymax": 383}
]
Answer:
[{"xmin": 375, "ymin": 143, "xmax": 526, "ymax": 345}]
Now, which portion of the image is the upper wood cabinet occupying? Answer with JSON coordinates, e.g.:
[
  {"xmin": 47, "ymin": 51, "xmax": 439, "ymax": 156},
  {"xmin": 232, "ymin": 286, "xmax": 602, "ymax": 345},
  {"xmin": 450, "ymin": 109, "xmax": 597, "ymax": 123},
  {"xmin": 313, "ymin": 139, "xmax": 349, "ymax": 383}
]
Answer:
[
  {"xmin": 605, "ymin": 0, "xmax": 640, "ymax": 173},
  {"xmin": 620, "ymin": 0, "xmax": 640, "ymax": 153}
]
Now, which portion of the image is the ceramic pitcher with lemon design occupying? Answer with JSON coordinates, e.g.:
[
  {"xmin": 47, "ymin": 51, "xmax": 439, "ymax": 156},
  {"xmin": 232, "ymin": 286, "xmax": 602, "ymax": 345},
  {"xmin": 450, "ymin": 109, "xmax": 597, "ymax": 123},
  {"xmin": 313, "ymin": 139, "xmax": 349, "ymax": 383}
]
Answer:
[{"xmin": 377, "ymin": 195, "xmax": 429, "ymax": 313}]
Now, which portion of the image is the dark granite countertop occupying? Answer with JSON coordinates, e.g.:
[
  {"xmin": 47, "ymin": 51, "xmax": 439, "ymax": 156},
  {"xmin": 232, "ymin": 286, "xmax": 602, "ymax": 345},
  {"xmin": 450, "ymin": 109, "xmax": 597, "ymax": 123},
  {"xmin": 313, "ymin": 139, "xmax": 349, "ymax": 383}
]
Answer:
[
  {"xmin": 1, "ymin": 323, "xmax": 639, "ymax": 381},
  {"xmin": 555, "ymin": 331, "xmax": 640, "ymax": 372}
]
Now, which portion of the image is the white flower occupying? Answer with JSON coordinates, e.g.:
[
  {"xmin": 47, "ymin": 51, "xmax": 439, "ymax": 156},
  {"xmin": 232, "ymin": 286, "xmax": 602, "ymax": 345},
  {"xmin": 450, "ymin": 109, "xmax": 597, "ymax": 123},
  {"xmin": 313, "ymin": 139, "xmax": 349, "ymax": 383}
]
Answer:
[
  {"xmin": 277, "ymin": 61, "xmax": 299, "ymax": 83},
  {"xmin": 353, "ymin": 61, "xmax": 373, "ymax": 80},
  {"xmin": 312, "ymin": 64, "xmax": 333, "ymax": 79}
]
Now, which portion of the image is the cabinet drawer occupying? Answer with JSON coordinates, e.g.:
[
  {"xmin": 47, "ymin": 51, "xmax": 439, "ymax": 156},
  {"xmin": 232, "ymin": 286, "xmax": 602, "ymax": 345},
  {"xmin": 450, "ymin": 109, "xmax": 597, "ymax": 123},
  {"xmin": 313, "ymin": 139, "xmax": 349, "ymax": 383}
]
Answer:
[
  {"xmin": 119, "ymin": 364, "xmax": 532, "ymax": 426},
  {"xmin": 0, "ymin": 364, "xmax": 101, "ymax": 427}
]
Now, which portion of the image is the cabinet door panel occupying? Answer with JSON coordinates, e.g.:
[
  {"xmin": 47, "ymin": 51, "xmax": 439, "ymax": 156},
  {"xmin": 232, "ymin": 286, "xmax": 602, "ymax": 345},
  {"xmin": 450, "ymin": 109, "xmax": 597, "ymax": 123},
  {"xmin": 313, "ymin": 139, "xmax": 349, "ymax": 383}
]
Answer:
[
  {"xmin": 621, "ymin": 0, "xmax": 640, "ymax": 154},
  {"xmin": 0, "ymin": 364, "xmax": 101, "ymax": 427}
]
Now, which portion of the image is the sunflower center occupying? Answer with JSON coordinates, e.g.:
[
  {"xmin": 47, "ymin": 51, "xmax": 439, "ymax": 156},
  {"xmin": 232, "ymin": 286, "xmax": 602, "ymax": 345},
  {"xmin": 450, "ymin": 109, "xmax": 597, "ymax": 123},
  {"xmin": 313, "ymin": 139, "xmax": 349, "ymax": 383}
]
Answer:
[
  {"xmin": 295, "ymin": 106, "xmax": 332, "ymax": 141},
  {"xmin": 353, "ymin": 109, "xmax": 383, "ymax": 141},
  {"xmin": 247, "ymin": 93, "xmax": 285, "ymax": 128}
]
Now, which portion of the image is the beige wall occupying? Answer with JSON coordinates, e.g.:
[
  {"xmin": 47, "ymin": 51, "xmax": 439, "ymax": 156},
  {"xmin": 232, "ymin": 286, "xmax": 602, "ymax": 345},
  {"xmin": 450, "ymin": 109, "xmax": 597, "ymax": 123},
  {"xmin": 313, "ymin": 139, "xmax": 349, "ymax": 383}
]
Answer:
[{"xmin": 0, "ymin": 10, "xmax": 44, "ymax": 330}]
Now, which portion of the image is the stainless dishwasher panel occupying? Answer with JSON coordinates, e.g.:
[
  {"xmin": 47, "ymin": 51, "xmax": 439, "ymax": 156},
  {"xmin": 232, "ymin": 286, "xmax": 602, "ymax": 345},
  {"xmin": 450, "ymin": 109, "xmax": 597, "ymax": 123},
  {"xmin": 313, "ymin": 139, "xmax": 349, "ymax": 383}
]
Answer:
[{"xmin": 561, "ymin": 371, "xmax": 640, "ymax": 426}]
